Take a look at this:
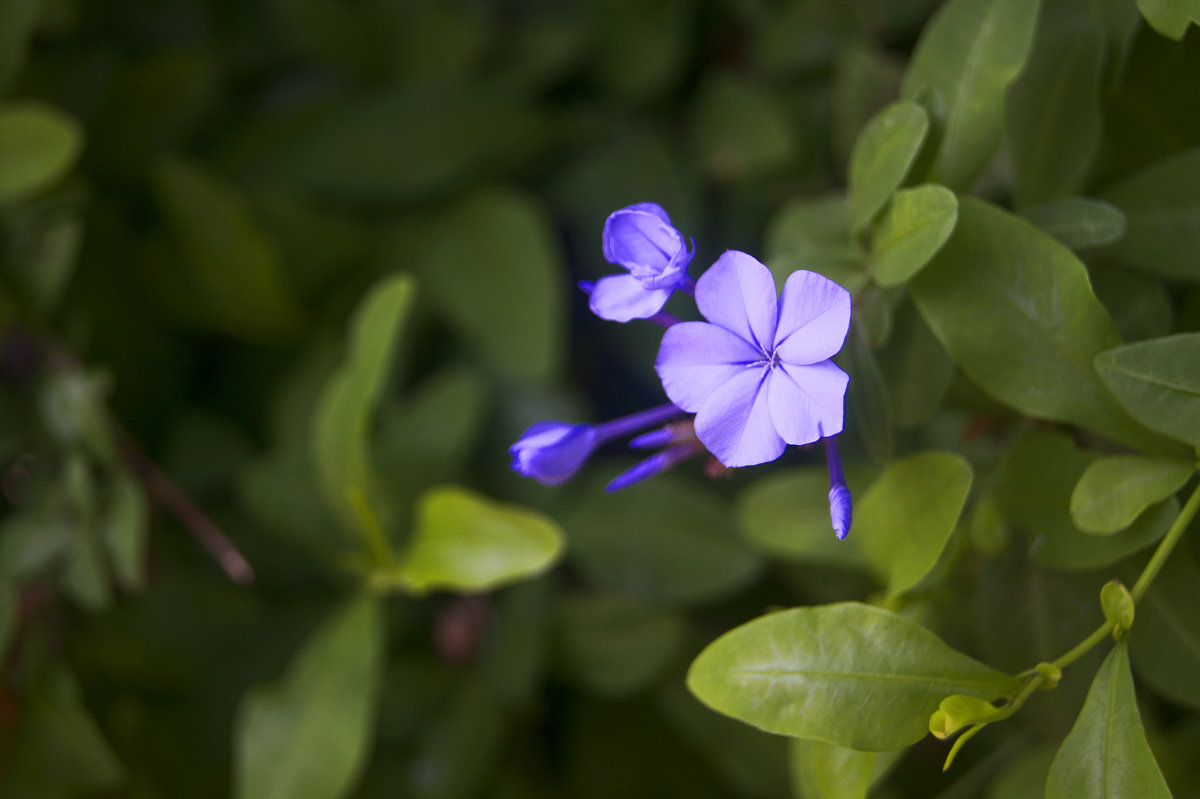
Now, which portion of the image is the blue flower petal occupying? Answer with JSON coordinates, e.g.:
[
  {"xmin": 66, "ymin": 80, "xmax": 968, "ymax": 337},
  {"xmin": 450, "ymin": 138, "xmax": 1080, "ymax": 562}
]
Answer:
[
  {"xmin": 693, "ymin": 367, "xmax": 785, "ymax": 467},
  {"xmin": 695, "ymin": 250, "xmax": 778, "ymax": 352},
  {"xmin": 655, "ymin": 321, "xmax": 760, "ymax": 412},
  {"xmin": 766, "ymin": 361, "xmax": 848, "ymax": 446},
  {"xmin": 589, "ymin": 274, "xmax": 673, "ymax": 322},
  {"xmin": 773, "ymin": 270, "xmax": 852, "ymax": 365}
]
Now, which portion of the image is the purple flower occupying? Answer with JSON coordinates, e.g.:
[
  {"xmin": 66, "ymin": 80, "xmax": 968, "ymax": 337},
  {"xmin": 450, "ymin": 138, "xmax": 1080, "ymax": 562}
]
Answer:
[
  {"xmin": 589, "ymin": 202, "xmax": 695, "ymax": 323},
  {"xmin": 655, "ymin": 250, "xmax": 851, "ymax": 468}
]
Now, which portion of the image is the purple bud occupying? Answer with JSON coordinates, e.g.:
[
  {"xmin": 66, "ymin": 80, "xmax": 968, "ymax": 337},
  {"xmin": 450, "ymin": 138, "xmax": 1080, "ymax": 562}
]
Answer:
[
  {"xmin": 605, "ymin": 444, "xmax": 699, "ymax": 493},
  {"xmin": 628, "ymin": 428, "xmax": 675, "ymax": 450},
  {"xmin": 509, "ymin": 421, "xmax": 598, "ymax": 486},
  {"xmin": 602, "ymin": 203, "xmax": 694, "ymax": 290},
  {"xmin": 823, "ymin": 434, "xmax": 852, "ymax": 539}
]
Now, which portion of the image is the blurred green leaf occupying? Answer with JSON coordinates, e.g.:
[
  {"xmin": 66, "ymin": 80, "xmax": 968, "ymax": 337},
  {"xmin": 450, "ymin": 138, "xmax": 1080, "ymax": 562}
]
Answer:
[
  {"xmin": 0, "ymin": 0, "xmax": 40, "ymax": 93},
  {"xmin": 9, "ymin": 215, "xmax": 82, "ymax": 314},
  {"xmin": 831, "ymin": 44, "xmax": 905, "ymax": 171},
  {"xmin": 840, "ymin": 323, "xmax": 893, "ymax": 463},
  {"xmin": 1131, "ymin": 548, "xmax": 1200, "ymax": 711},
  {"xmin": 586, "ymin": 0, "xmax": 693, "ymax": 100},
  {"xmin": 1098, "ymin": 146, "xmax": 1200, "ymax": 281},
  {"xmin": 312, "ymin": 273, "xmax": 414, "ymax": 549},
  {"xmin": 483, "ymin": 577, "xmax": 550, "ymax": 706},
  {"xmin": 867, "ymin": 184, "xmax": 957, "ymax": 286},
  {"xmin": 901, "ymin": 0, "xmax": 1040, "ymax": 189},
  {"xmin": 151, "ymin": 157, "xmax": 304, "ymax": 340},
  {"xmin": 687, "ymin": 602, "xmax": 1014, "ymax": 750},
  {"xmin": 395, "ymin": 486, "xmax": 564, "ymax": 594},
  {"xmin": 1135, "ymin": 0, "xmax": 1200, "ymax": 40},
  {"xmin": 986, "ymin": 746, "xmax": 1057, "ymax": 799},
  {"xmin": 1045, "ymin": 642, "xmax": 1171, "ymax": 798},
  {"xmin": 1020, "ymin": 198, "xmax": 1126, "ymax": 250},
  {"xmin": 555, "ymin": 594, "xmax": 686, "ymax": 696},
  {"xmin": 102, "ymin": 471, "xmax": 148, "ymax": 591},
  {"xmin": 847, "ymin": 100, "xmax": 929, "ymax": 233},
  {"xmin": 1096, "ymin": 333, "xmax": 1200, "ymax": 448},
  {"xmin": 852, "ymin": 451, "xmax": 972, "ymax": 594},
  {"xmin": 879, "ymin": 300, "xmax": 954, "ymax": 428},
  {"xmin": 0, "ymin": 101, "xmax": 83, "ymax": 204},
  {"xmin": 910, "ymin": 196, "xmax": 1176, "ymax": 454},
  {"xmin": 1092, "ymin": 269, "xmax": 1171, "ymax": 343},
  {"xmin": 564, "ymin": 474, "xmax": 759, "ymax": 606},
  {"xmin": 689, "ymin": 71, "xmax": 798, "ymax": 183},
  {"xmin": 407, "ymin": 677, "xmax": 505, "ymax": 799},
  {"xmin": 765, "ymin": 194, "xmax": 864, "ymax": 291},
  {"xmin": 789, "ymin": 738, "xmax": 902, "ymax": 799},
  {"xmin": 412, "ymin": 188, "xmax": 565, "ymax": 382},
  {"xmin": 234, "ymin": 593, "xmax": 384, "ymax": 799},
  {"xmin": 1005, "ymin": 1, "xmax": 1104, "ymax": 207},
  {"xmin": 736, "ymin": 464, "xmax": 874, "ymax": 569},
  {"xmin": 0, "ymin": 577, "xmax": 15, "ymax": 661},
  {"xmin": 1069, "ymin": 455, "xmax": 1193, "ymax": 534}
]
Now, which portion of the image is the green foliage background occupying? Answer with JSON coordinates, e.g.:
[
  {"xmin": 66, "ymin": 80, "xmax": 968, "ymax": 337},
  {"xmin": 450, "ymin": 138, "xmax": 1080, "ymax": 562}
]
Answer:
[{"xmin": 2, "ymin": 0, "xmax": 1200, "ymax": 797}]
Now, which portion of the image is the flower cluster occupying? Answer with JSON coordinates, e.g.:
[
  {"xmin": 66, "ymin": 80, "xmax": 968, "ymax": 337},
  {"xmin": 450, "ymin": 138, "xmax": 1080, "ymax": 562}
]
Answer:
[{"xmin": 510, "ymin": 203, "xmax": 854, "ymax": 539}]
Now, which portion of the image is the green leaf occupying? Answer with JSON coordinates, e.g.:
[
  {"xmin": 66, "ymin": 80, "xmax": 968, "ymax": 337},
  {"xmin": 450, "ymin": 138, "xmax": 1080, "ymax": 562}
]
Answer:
[
  {"xmin": 1131, "ymin": 548, "xmax": 1200, "ymax": 711},
  {"xmin": 764, "ymin": 194, "xmax": 864, "ymax": 292},
  {"xmin": 1044, "ymin": 642, "xmax": 1171, "ymax": 798},
  {"xmin": 0, "ymin": 578, "xmax": 15, "ymax": 662},
  {"xmin": 1092, "ymin": 270, "xmax": 1172, "ymax": 343},
  {"xmin": 900, "ymin": 0, "xmax": 1040, "ymax": 189},
  {"xmin": 0, "ymin": 0, "xmax": 41, "ymax": 94},
  {"xmin": 1135, "ymin": 0, "xmax": 1200, "ymax": 40},
  {"xmin": 312, "ymin": 274, "xmax": 415, "ymax": 547},
  {"xmin": 555, "ymin": 594, "xmax": 686, "ymax": 696},
  {"xmin": 735, "ymin": 464, "xmax": 874, "ymax": 569},
  {"xmin": 234, "ymin": 594, "xmax": 384, "ymax": 799},
  {"xmin": 910, "ymin": 196, "xmax": 1175, "ymax": 454},
  {"xmin": 586, "ymin": 0, "xmax": 693, "ymax": 100},
  {"xmin": 0, "ymin": 102, "xmax": 84, "ymax": 204},
  {"xmin": 1020, "ymin": 197, "xmax": 1126, "ymax": 250},
  {"xmin": 840, "ymin": 324, "xmax": 893, "ymax": 463},
  {"xmin": 1005, "ymin": 2, "xmax": 1104, "ymax": 207},
  {"xmin": 847, "ymin": 100, "xmax": 929, "ymax": 233},
  {"xmin": 689, "ymin": 71, "xmax": 798, "ymax": 183},
  {"xmin": 1095, "ymin": 333, "xmax": 1200, "ymax": 448},
  {"xmin": 831, "ymin": 43, "xmax": 905, "ymax": 171},
  {"xmin": 151, "ymin": 157, "xmax": 304, "ymax": 340},
  {"xmin": 686, "ymin": 602, "xmax": 1014, "ymax": 751},
  {"xmin": 1100, "ymin": 580, "xmax": 1135, "ymax": 634},
  {"xmin": 929, "ymin": 694, "xmax": 1007, "ymax": 738},
  {"xmin": 411, "ymin": 188, "xmax": 565, "ymax": 381},
  {"xmin": 1098, "ymin": 147, "xmax": 1200, "ymax": 281},
  {"xmin": 102, "ymin": 471, "xmax": 148, "ymax": 590},
  {"xmin": 563, "ymin": 474, "xmax": 759, "ymax": 606},
  {"xmin": 879, "ymin": 300, "xmax": 954, "ymax": 428},
  {"xmin": 852, "ymin": 451, "xmax": 973, "ymax": 594},
  {"xmin": 867, "ymin": 184, "xmax": 957, "ymax": 286},
  {"xmin": 789, "ymin": 738, "xmax": 902, "ymax": 799},
  {"xmin": 406, "ymin": 676, "xmax": 505, "ymax": 799},
  {"xmin": 1069, "ymin": 455, "xmax": 1193, "ymax": 534},
  {"xmin": 395, "ymin": 486, "xmax": 564, "ymax": 594}
]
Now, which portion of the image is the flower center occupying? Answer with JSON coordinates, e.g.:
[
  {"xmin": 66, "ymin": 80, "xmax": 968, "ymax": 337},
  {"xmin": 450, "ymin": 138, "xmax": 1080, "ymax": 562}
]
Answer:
[{"xmin": 752, "ymin": 348, "xmax": 782, "ymax": 371}]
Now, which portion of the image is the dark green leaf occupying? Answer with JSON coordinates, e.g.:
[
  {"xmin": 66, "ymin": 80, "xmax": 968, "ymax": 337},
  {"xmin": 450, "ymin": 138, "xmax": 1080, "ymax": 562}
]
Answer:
[
  {"xmin": 867, "ymin": 184, "xmax": 957, "ymax": 286},
  {"xmin": 1044, "ymin": 642, "xmax": 1171, "ymax": 798},
  {"xmin": 1131, "ymin": 548, "xmax": 1200, "ymax": 711},
  {"xmin": 102, "ymin": 471, "xmax": 148, "ymax": 590},
  {"xmin": 1069, "ymin": 455, "xmax": 1193, "ymax": 534},
  {"xmin": 1092, "ymin": 269, "xmax": 1172, "ymax": 343},
  {"xmin": 910, "ymin": 196, "xmax": 1175, "ymax": 454},
  {"xmin": 840, "ymin": 324, "xmax": 893, "ymax": 463},
  {"xmin": 852, "ymin": 451, "xmax": 973, "ymax": 594},
  {"xmin": 1096, "ymin": 333, "xmax": 1200, "ymax": 448},
  {"xmin": 879, "ymin": 300, "xmax": 954, "ymax": 428},
  {"xmin": 1020, "ymin": 198, "xmax": 1126, "ymax": 250},
  {"xmin": 234, "ymin": 594, "xmax": 384, "ymax": 799},
  {"xmin": 847, "ymin": 101, "xmax": 929, "ymax": 232},
  {"xmin": 0, "ymin": 0, "xmax": 40, "ymax": 93},
  {"xmin": 689, "ymin": 71, "xmax": 798, "ymax": 183},
  {"xmin": 831, "ymin": 44, "xmax": 904, "ymax": 171},
  {"xmin": 687, "ymin": 602, "xmax": 1014, "ymax": 751},
  {"xmin": 764, "ymin": 194, "xmax": 864, "ymax": 292},
  {"xmin": 1135, "ymin": 0, "xmax": 1200, "ymax": 40},
  {"xmin": 0, "ymin": 578, "xmax": 15, "ymax": 662},
  {"xmin": 901, "ymin": 0, "xmax": 1040, "ymax": 189},
  {"xmin": 0, "ymin": 102, "xmax": 83, "ymax": 204},
  {"xmin": 586, "ymin": 0, "xmax": 692, "ymax": 100}
]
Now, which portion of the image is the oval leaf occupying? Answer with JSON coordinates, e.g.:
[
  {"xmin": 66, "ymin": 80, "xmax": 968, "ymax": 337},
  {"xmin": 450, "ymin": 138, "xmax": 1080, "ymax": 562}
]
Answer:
[
  {"xmin": 1020, "ymin": 197, "xmax": 1126, "ymax": 250},
  {"xmin": 868, "ymin": 184, "xmax": 957, "ymax": 286},
  {"xmin": 0, "ymin": 102, "xmax": 84, "ymax": 203},
  {"xmin": 910, "ymin": 196, "xmax": 1176, "ymax": 454},
  {"xmin": 900, "ymin": 0, "xmax": 1040, "ymax": 190},
  {"xmin": 853, "ymin": 451, "xmax": 973, "ymax": 594},
  {"xmin": 1131, "ymin": 548, "xmax": 1200, "ymax": 711},
  {"xmin": 1135, "ymin": 0, "xmax": 1200, "ymax": 41},
  {"xmin": 397, "ymin": 486, "xmax": 564, "ymax": 594},
  {"xmin": 234, "ymin": 594, "xmax": 384, "ymax": 799},
  {"xmin": 687, "ymin": 602, "xmax": 1014, "ymax": 751},
  {"xmin": 847, "ymin": 100, "xmax": 929, "ymax": 233},
  {"xmin": 1095, "ymin": 333, "xmax": 1200, "ymax": 448},
  {"xmin": 789, "ymin": 738, "xmax": 901, "ymax": 799},
  {"xmin": 1044, "ymin": 642, "xmax": 1171, "ymax": 799},
  {"xmin": 1069, "ymin": 455, "xmax": 1193, "ymax": 534}
]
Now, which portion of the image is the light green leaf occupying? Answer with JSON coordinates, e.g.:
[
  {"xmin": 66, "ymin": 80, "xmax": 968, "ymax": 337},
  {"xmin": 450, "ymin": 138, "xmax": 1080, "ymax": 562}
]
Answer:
[
  {"xmin": 789, "ymin": 738, "xmax": 902, "ymax": 799},
  {"xmin": 0, "ymin": 102, "xmax": 84, "ymax": 204},
  {"xmin": 1044, "ymin": 642, "xmax": 1171, "ymax": 798},
  {"xmin": 1006, "ymin": 2, "xmax": 1104, "ymax": 207},
  {"xmin": 868, "ymin": 184, "xmax": 957, "ymax": 286},
  {"xmin": 735, "ymin": 464, "xmax": 874, "ymax": 569},
  {"xmin": 564, "ymin": 474, "xmax": 759, "ymax": 606},
  {"xmin": 312, "ymin": 274, "xmax": 415, "ymax": 547},
  {"xmin": 1135, "ymin": 0, "xmax": 1200, "ymax": 40},
  {"xmin": 879, "ymin": 300, "xmax": 954, "ymax": 428},
  {"xmin": 687, "ymin": 602, "xmax": 1015, "ymax": 751},
  {"xmin": 555, "ymin": 594, "xmax": 686, "ymax": 696},
  {"xmin": 910, "ymin": 196, "xmax": 1176, "ymax": 454},
  {"xmin": 396, "ymin": 486, "xmax": 564, "ymax": 594},
  {"xmin": 1020, "ymin": 197, "xmax": 1126, "ymax": 250},
  {"xmin": 929, "ymin": 694, "xmax": 1007, "ymax": 738},
  {"xmin": 1100, "ymin": 580, "xmax": 1135, "ymax": 634},
  {"xmin": 901, "ymin": 0, "xmax": 1041, "ymax": 189},
  {"xmin": 151, "ymin": 157, "xmax": 304, "ymax": 340},
  {"xmin": 1069, "ymin": 455, "xmax": 1193, "ymax": 534},
  {"xmin": 1095, "ymin": 333, "xmax": 1200, "ymax": 448},
  {"xmin": 1098, "ymin": 147, "xmax": 1200, "ymax": 281},
  {"xmin": 847, "ymin": 100, "xmax": 929, "ymax": 233},
  {"xmin": 234, "ymin": 594, "xmax": 383, "ymax": 799},
  {"xmin": 412, "ymin": 188, "xmax": 565, "ymax": 381},
  {"xmin": 689, "ymin": 70, "xmax": 797, "ymax": 183},
  {"xmin": 102, "ymin": 472, "xmax": 148, "ymax": 590},
  {"xmin": 1131, "ymin": 548, "xmax": 1200, "ymax": 711},
  {"xmin": 852, "ymin": 451, "xmax": 972, "ymax": 594}
]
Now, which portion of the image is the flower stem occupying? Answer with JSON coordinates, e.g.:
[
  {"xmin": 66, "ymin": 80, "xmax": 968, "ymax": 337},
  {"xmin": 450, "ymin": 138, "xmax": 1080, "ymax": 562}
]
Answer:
[{"xmin": 595, "ymin": 403, "xmax": 684, "ymax": 443}]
